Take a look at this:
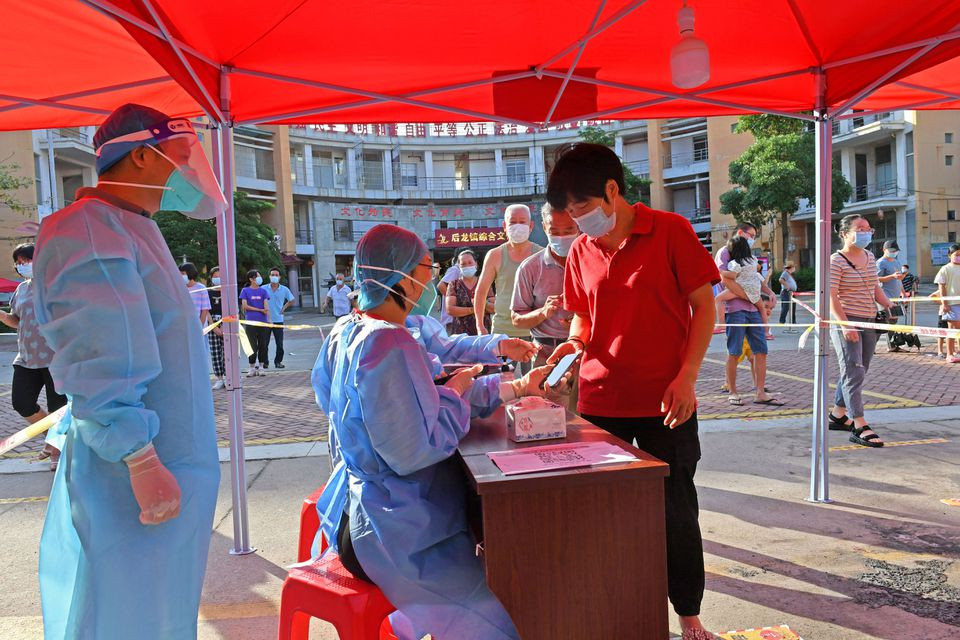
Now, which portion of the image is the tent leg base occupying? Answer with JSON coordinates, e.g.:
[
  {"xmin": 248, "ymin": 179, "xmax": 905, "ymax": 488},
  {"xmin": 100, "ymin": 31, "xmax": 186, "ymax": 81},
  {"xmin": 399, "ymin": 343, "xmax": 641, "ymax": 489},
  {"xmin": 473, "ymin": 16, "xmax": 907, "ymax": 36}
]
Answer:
[{"xmin": 229, "ymin": 547, "xmax": 258, "ymax": 556}]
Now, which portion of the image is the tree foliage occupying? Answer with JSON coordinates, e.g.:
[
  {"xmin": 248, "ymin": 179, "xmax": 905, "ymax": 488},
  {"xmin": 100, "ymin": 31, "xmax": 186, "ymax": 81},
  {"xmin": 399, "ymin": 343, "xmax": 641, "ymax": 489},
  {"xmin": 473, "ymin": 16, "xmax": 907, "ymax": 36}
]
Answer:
[
  {"xmin": 155, "ymin": 190, "xmax": 281, "ymax": 282},
  {"xmin": 577, "ymin": 125, "xmax": 651, "ymax": 205},
  {"xmin": 0, "ymin": 161, "xmax": 35, "ymax": 213},
  {"xmin": 719, "ymin": 115, "xmax": 852, "ymax": 265}
]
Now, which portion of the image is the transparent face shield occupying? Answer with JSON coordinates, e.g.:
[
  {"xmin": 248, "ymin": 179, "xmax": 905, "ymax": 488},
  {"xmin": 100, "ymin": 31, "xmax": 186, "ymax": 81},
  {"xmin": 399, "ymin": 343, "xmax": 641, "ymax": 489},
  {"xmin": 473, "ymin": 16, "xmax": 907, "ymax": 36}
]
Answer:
[{"xmin": 95, "ymin": 119, "xmax": 227, "ymax": 220}]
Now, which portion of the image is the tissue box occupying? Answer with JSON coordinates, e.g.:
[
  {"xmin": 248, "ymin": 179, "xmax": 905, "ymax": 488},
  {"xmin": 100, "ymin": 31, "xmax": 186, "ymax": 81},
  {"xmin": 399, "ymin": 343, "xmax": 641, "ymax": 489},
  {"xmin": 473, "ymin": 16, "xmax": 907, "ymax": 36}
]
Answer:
[{"xmin": 506, "ymin": 397, "xmax": 567, "ymax": 442}]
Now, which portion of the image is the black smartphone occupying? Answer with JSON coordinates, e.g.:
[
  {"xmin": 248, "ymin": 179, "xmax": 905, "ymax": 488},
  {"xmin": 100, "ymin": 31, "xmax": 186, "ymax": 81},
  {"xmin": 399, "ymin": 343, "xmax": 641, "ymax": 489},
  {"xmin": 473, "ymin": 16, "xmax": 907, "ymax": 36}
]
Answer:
[{"xmin": 540, "ymin": 352, "xmax": 581, "ymax": 389}]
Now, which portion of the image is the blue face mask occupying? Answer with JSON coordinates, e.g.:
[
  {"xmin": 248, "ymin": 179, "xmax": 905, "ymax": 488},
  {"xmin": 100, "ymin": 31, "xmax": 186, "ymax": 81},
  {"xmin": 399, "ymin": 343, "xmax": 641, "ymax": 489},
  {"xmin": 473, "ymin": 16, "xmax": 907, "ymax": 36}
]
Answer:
[
  {"xmin": 410, "ymin": 282, "xmax": 438, "ymax": 316},
  {"xmin": 739, "ymin": 232, "xmax": 756, "ymax": 248},
  {"xmin": 548, "ymin": 234, "xmax": 577, "ymax": 257},
  {"xmin": 254, "ymin": 275, "xmax": 263, "ymax": 286},
  {"xmin": 853, "ymin": 232, "xmax": 872, "ymax": 248},
  {"xmin": 211, "ymin": 277, "xmax": 221, "ymax": 286},
  {"xmin": 574, "ymin": 204, "xmax": 616, "ymax": 238},
  {"xmin": 15, "ymin": 263, "xmax": 32, "ymax": 279},
  {"xmin": 159, "ymin": 168, "xmax": 204, "ymax": 213},
  {"xmin": 460, "ymin": 266, "xmax": 477, "ymax": 278}
]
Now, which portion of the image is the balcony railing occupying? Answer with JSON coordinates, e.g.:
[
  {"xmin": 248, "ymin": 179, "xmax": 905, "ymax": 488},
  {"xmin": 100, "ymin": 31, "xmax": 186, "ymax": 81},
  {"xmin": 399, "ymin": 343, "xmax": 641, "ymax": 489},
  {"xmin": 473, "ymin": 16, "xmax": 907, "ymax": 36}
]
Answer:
[
  {"xmin": 623, "ymin": 158, "xmax": 650, "ymax": 176},
  {"xmin": 677, "ymin": 207, "xmax": 712, "ymax": 224},
  {"xmin": 294, "ymin": 229, "xmax": 314, "ymax": 244},
  {"xmin": 850, "ymin": 180, "xmax": 900, "ymax": 202},
  {"xmin": 663, "ymin": 148, "xmax": 709, "ymax": 169}
]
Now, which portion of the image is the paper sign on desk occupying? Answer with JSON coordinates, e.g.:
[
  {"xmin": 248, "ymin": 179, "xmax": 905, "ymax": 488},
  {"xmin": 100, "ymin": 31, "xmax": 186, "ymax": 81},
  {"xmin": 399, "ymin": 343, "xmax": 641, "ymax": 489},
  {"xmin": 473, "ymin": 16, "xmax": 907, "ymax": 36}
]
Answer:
[{"xmin": 487, "ymin": 441, "xmax": 637, "ymax": 476}]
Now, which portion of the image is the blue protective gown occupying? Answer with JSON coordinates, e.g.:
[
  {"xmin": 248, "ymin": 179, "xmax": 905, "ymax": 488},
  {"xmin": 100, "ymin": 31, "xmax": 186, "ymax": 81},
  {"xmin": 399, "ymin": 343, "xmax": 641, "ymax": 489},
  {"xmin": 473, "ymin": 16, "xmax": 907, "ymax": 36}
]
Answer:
[
  {"xmin": 312, "ymin": 314, "xmax": 519, "ymax": 640},
  {"xmin": 32, "ymin": 195, "xmax": 220, "ymax": 640}
]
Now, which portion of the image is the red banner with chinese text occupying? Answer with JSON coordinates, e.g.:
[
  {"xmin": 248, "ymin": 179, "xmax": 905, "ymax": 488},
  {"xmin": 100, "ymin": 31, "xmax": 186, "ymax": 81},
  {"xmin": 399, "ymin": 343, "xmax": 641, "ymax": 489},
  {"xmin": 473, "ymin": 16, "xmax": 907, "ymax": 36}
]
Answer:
[{"xmin": 435, "ymin": 228, "xmax": 506, "ymax": 247}]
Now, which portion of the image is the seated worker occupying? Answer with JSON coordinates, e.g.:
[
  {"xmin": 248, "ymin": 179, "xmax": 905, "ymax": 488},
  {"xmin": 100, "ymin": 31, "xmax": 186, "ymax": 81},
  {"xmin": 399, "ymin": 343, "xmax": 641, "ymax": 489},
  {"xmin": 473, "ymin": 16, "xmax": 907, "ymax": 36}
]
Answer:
[{"xmin": 311, "ymin": 224, "xmax": 557, "ymax": 640}]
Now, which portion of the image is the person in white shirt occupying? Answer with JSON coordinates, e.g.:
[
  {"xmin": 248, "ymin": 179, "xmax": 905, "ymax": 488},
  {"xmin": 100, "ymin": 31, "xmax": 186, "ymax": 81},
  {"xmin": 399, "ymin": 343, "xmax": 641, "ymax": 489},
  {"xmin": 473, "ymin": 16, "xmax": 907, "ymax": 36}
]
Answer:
[{"xmin": 325, "ymin": 273, "xmax": 354, "ymax": 318}]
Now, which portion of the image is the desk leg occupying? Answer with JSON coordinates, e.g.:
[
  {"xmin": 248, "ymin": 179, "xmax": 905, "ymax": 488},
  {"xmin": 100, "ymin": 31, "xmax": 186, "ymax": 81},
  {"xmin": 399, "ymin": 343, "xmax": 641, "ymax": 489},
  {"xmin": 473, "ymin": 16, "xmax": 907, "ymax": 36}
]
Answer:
[{"xmin": 481, "ymin": 478, "xmax": 668, "ymax": 640}]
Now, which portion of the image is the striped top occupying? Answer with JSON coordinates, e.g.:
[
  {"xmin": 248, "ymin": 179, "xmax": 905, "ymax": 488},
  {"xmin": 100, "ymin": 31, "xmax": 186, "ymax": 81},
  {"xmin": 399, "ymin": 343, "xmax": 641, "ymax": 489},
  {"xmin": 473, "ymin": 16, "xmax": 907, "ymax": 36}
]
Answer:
[{"xmin": 830, "ymin": 250, "xmax": 878, "ymax": 319}]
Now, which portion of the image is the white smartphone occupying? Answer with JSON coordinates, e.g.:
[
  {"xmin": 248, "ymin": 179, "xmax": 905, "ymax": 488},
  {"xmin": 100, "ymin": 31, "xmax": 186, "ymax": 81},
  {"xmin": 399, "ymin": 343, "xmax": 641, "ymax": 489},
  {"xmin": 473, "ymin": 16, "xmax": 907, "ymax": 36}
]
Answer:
[{"xmin": 541, "ymin": 352, "xmax": 581, "ymax": 389}]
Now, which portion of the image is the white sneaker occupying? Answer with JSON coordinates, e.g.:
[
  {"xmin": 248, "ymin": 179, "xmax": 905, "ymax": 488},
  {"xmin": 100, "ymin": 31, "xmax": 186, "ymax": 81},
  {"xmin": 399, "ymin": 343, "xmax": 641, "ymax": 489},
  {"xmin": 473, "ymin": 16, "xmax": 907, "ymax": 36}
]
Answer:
[
  {"xmin": 212, "ymin": 379, "xmax": 225, "ymax": 390},
  {"xmin": 246, "ymin": 366, "xmax": 258, "ymax": 378},
  {"xmin": 257, "ymin": 365, "xmax": 266, "ymax": 376}
]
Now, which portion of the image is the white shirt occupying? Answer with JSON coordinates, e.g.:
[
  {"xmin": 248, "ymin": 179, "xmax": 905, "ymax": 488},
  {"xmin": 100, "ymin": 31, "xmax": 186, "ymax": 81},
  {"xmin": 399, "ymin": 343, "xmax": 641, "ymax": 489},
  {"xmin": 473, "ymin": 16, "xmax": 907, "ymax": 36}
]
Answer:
[
  {"xmin": 439, "ymin": 265, "xmax": 461, "ymax": 325},
  {"xmin": 326, "ymin": 283, "xmax": 353, "ymax": 316}
]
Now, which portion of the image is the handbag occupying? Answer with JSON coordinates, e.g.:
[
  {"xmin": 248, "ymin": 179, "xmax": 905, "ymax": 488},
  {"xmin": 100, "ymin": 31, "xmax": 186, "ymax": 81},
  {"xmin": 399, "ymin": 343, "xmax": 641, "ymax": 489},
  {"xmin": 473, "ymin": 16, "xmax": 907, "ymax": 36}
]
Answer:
[{"xmin": 835, "ymin": 252, "xmax": 888, "ymax": 335}]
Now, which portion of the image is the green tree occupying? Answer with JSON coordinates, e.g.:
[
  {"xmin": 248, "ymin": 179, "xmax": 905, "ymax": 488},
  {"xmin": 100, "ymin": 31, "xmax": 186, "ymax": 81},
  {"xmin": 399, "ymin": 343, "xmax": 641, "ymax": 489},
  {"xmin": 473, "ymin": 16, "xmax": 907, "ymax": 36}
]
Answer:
[
  {"xmin": 577, "ymin": 125, "xmax": 651, "ymax": 205},
  {"xmin": 0, "ymin": 161, "xmax": 35, "ymax": 213},
  {"xmin": 155, "ymin": 190, "xmax": 282, "ymax": 283},
  {"xmin": 719, "ymin": 115, "xmax": 852, "ymax": 268}
]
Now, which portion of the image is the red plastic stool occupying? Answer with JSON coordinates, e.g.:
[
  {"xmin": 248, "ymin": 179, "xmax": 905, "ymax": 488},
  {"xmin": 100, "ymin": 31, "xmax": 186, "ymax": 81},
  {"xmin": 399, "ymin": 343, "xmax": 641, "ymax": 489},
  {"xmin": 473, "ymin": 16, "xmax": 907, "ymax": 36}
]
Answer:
[
  {"xmin": 298, "ymin": 485, "xmax": 326, "ymax": 562},
  {"xmin": 277, "ymin": 553, "xmax": 397, "ymax": 640}
]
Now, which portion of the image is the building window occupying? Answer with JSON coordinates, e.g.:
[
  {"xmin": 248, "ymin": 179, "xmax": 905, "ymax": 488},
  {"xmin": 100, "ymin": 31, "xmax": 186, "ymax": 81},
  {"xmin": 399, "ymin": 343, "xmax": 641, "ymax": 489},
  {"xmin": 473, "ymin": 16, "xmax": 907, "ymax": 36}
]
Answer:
[
  {"xmin": 400, "ymin": 163, "xmax": 418, "ymax": 187},
  {"xmin": 948, "ymin": 155, "xmax": 955, "ymax": 167},
  {"xmin": 505, "ymin": 159, "xmax": 527, "ymax": 185},
  {"xmin": 949, "ymin": 210, "xmax": 957, "ymax": 221},
  {"xmin": 947, "ymin": 133, "xmax": 954, "ymax": 144},
  {"xmin": 333, "ymin": 219, "xmax": 352, "ymax": 242},
  {"xmin": 693, "ymin": 135, "xmax": 708, "ymax": 161},
  {"xmin": 950, "ymin": 231, "xmax": 958, "ymax": 243},
  {"xmin": 730, "ymin": 123, "xmax": 737, "ymax": 134}
]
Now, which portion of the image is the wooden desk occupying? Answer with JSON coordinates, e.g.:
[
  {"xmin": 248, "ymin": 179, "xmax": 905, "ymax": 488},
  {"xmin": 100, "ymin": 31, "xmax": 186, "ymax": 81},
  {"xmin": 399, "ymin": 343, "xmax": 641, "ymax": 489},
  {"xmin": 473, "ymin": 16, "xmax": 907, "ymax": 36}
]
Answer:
[{"xmin": 459, "ymin": 409, "xmax": 670, "ymax": 640}]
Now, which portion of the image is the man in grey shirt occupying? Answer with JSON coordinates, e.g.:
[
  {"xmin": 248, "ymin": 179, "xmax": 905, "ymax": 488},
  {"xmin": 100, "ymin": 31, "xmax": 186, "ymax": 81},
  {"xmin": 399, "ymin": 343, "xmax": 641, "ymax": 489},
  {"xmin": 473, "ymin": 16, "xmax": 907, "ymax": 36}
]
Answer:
[
  {"xmin": 876, "ymin": 239, "xmax": 905, "ymax": 352},
  {"xmin": 511, "ymin": 204, "xmax": 580, "ymax": 408}
]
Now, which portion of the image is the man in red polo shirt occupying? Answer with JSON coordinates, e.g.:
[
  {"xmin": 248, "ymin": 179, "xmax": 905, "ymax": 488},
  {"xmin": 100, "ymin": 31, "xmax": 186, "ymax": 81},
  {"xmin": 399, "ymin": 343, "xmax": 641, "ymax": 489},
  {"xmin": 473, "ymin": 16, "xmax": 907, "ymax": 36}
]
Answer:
[{"xmin": 546, "ymin": 143, "xmax": 720, "ymax": 640}]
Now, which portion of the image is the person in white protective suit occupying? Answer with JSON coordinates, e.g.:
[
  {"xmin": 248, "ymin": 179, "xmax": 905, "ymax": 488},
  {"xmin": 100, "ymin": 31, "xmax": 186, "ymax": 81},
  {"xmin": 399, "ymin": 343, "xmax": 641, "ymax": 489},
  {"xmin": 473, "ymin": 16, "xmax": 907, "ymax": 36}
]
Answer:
[
  {"xmin": 33, "ymin": 103, "xmax": 226, "ymax": 640},
  {"xmin": 312, "ymin": 223, "xmax": 569, "ymax": 640}
]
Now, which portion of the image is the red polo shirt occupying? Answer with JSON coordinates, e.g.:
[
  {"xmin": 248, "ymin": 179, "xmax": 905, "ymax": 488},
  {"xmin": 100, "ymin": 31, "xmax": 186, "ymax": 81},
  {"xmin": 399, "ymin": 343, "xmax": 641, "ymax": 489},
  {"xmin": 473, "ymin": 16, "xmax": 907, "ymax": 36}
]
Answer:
[{"xmin": 564, "ymin": 203, "xmax": 720, "ymax": 417}]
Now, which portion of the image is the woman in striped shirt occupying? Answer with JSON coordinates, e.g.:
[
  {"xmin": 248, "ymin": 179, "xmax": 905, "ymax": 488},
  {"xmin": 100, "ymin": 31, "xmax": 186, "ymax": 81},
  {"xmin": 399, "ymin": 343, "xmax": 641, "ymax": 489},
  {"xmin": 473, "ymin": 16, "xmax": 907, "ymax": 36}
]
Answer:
[{"xmin": 828, "ymin": 214, "xmax": 893, "ymax": 447}]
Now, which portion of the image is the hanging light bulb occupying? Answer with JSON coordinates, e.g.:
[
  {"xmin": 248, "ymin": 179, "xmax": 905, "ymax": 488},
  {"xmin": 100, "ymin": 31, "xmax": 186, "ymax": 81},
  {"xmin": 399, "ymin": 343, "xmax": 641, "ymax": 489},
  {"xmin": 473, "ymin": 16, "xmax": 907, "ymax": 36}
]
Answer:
[{"xmin": 670, "ymin": 1, "xmax": 710, "ymax": 89}]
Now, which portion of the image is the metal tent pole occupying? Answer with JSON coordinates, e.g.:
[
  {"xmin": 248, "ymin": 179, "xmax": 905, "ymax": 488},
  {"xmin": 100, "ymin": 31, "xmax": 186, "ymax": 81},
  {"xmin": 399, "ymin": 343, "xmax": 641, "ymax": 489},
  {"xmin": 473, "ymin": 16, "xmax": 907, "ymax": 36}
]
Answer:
[
  {"xmin": 808, "ymin": 100, "xmax": 833, "ymax": 503},
  {"xmin": 212, "ymin": 72, "xmax": 254, "ymax": 555},
  {"xmin": 46, "ymin": 132, "xmax": 59, "ymax": 211}
]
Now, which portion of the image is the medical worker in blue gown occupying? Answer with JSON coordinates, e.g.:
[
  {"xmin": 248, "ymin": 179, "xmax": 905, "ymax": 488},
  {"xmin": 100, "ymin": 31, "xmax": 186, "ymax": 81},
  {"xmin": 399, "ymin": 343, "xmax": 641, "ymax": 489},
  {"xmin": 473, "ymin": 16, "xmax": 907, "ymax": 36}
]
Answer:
[
  {"xmin": 312, "ymin": 224, "xmax": 558, "ymax": 640},
  {"xmin": 33, "ymin": 104, "xmax": 226, "ymax": 640}
]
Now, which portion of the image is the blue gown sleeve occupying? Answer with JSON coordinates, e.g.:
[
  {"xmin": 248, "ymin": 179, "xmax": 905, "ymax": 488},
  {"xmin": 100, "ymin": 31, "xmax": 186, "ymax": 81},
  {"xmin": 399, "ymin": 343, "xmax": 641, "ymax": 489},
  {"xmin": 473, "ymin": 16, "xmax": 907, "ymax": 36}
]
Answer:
[
  {"xmin": 407, "ymin": 315, "xmax": 504, "ymax": 365},
  {"xmin": 36, "ymin": 256, "xmax": 161, "ymax": 463},
  {"xmin": 464, "ymin": 373, "xmax": 503, "ymax": 418},
  {"xmin": 355, "ymin": 329, "xmax": 472, "ymax": 477}
]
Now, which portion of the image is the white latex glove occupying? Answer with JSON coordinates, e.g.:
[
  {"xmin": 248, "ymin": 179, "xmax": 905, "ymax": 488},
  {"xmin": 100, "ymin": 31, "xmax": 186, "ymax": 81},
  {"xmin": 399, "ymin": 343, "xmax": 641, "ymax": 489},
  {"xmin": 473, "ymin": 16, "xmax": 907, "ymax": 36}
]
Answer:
[
  {"xmin": 443, "ymin": 364, "xmax": 484, "ymax": 397},
  {"xmin": 124, "ymin": 443, "xmax": 182, "ymax": 525}
]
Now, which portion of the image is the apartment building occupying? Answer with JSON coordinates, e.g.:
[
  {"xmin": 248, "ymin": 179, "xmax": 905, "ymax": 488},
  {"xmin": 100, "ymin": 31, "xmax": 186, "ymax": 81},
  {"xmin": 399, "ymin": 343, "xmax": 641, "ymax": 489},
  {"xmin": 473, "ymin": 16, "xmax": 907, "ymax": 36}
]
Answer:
[{"xmin": 0, "ymin": 127, "xmax": 97, "ymax": 282}]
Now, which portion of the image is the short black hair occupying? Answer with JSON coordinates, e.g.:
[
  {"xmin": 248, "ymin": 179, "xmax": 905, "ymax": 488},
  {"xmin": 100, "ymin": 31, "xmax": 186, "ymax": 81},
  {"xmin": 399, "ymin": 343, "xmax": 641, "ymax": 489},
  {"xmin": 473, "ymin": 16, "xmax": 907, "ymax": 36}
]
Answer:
[
  {"xmin": 12, "ymin": 243, "xmax": 34, "ymax": 263},
  {"xmin": 735, "ymin": 221, "xmax": 757, "ymax": 234},
  {"xmin": 950, "ymin": 243, "xmax": 960, "ymax": 254},
  {"xmin": 546, "ymin": 143, "xmax": 625, "ymax": 211},
  {"xmin": 902, "ymin": 264, "xmax": 910, "ymax": 269},
  {"xmin": 269, "ymin": 266, "xmax": 281, "ymax": 275},
  {"xmin": 179, "ymin": 262, "xmax": 199, "ymax": 281},
  {"xmin": 246, "ymin": 269, "xmax": 260, "ymax": 283}
]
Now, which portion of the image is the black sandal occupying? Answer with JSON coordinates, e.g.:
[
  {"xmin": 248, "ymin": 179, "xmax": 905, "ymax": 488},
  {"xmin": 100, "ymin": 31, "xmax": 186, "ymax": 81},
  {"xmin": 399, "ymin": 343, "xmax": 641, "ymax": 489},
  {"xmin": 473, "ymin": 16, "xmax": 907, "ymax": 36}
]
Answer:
[
  {"xmin": 828, "ymin": 413, "xmax": 854, "ymax": 431},
  {"xmin": 850, "ymin": 425, "xmax": 884, "ymax": 448}
]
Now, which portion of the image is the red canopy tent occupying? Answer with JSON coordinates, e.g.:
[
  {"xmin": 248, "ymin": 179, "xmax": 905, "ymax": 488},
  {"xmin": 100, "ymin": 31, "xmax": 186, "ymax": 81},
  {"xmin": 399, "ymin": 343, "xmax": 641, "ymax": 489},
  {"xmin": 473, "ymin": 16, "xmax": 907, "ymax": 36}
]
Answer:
[{"xmin": 4, "ymin": 0, "xmax": 960, "ymax": 551}]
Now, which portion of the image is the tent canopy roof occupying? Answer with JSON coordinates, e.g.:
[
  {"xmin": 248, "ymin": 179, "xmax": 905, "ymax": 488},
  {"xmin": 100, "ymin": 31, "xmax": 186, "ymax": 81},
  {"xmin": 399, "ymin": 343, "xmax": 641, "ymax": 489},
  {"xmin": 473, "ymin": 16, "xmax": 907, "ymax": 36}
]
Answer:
[{"xmin": 3, "ymin": 0, "xmax": 960, "ymax": 130}]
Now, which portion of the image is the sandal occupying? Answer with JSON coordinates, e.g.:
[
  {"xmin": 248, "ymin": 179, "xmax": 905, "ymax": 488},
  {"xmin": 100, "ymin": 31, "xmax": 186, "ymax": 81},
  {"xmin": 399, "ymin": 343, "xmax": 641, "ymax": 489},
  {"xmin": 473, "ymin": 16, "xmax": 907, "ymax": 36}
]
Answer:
[
  {"xmin": 728, "ymin": 394, "xmax": 743, "ymax": 406},
  {"xmin": 850, "ymin": 425, "xmax": 884, "ymax": 448},
  {"xmin": 828, "ymin": 413, "xmax": 854, "ymax": 431},
  {"xmin": 681, "ymin": 630, "xmax": 718, "ymax": 640}
]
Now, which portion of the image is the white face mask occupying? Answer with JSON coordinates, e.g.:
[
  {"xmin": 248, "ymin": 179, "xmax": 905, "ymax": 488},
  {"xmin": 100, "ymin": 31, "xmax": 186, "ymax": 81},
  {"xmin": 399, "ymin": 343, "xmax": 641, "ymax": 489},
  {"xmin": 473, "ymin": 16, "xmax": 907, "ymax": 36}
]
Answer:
[
  {"xmin": 574, "ymin": 205, "xmax": 616, "ymax": 238},
  {"xmin": 506, "ymin": 224, "xmax": 531, "ymax": 244},
  {"xmin": 460, "ymin": 265, "xmax": 478, "ymax": 278},
  {"xmin": 182, "ymin": 274, "xmax": 189, "ymax": 283}
]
